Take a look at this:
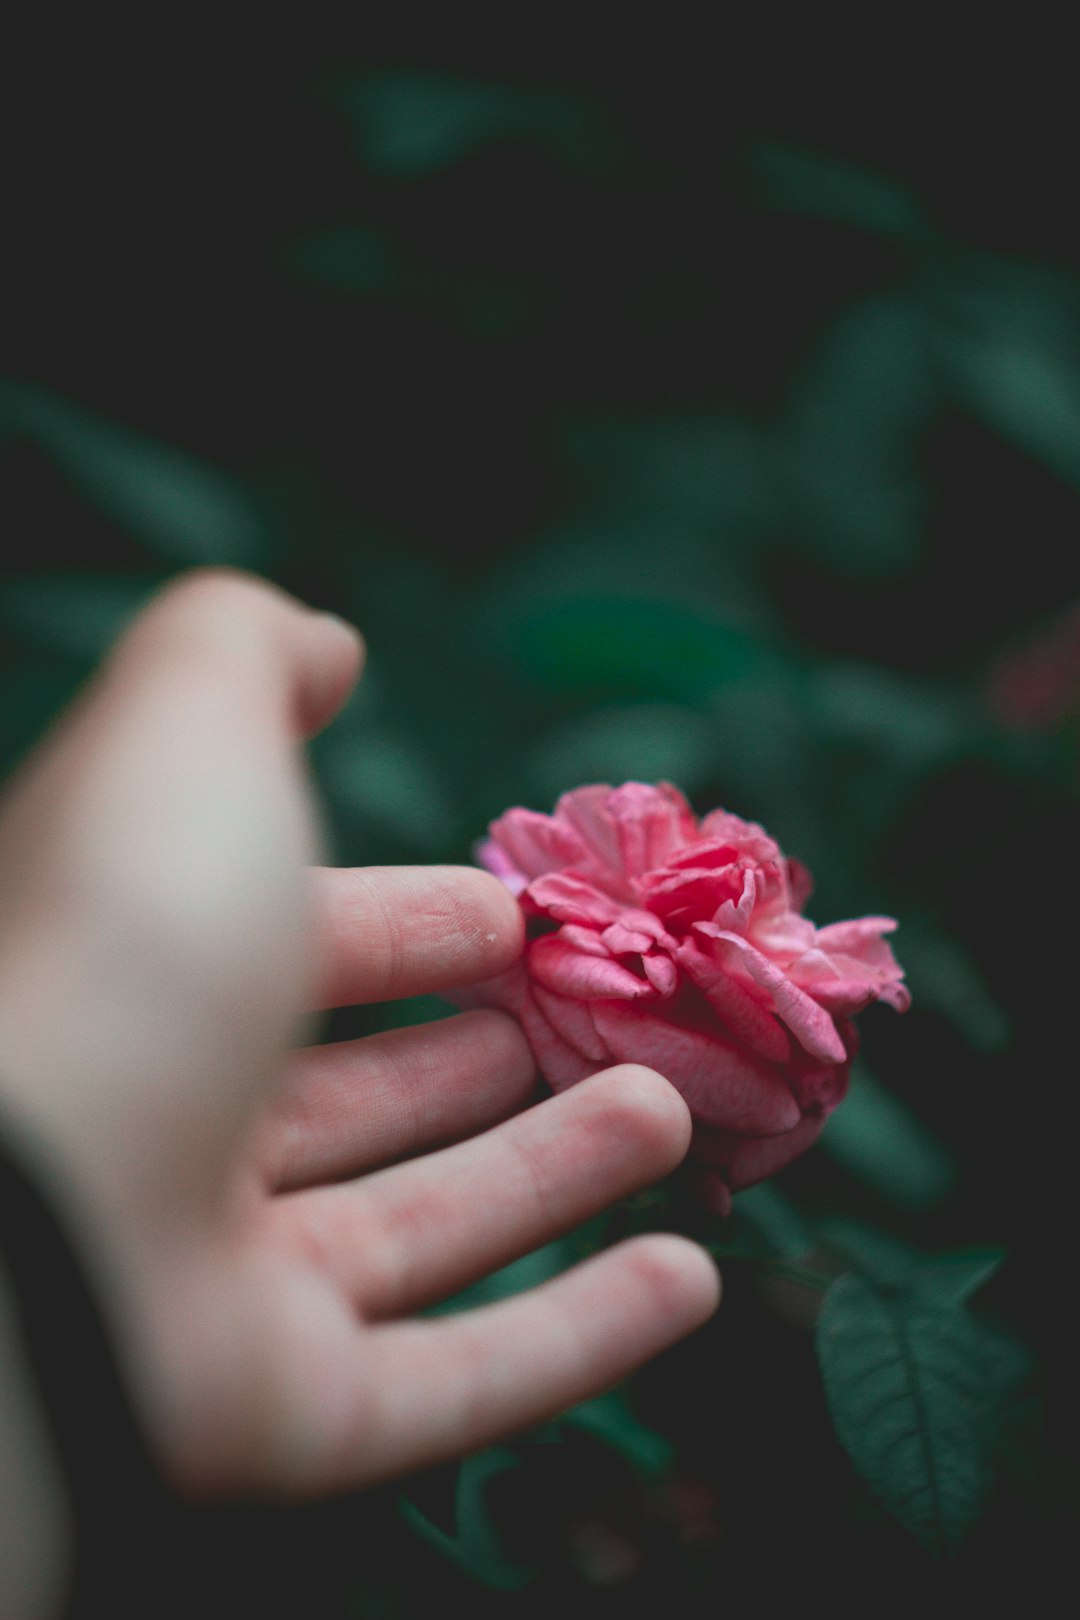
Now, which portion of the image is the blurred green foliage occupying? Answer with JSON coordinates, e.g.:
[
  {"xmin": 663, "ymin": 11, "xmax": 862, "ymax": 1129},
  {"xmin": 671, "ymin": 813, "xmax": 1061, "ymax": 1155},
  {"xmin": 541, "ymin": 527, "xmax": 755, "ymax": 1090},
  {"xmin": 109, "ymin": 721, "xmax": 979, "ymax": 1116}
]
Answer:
[{"xmin": 3, "ymin": 30, "xmax": 1079, "ymax": 1616}]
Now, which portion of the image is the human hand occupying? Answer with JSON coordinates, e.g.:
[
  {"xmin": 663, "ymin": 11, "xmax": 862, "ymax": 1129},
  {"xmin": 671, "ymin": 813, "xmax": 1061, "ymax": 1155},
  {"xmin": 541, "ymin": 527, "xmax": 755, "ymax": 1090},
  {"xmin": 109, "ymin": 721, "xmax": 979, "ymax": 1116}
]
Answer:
[{"xmin": 0, "ymin": 571, "xmax": 719, "ymax": 1505}]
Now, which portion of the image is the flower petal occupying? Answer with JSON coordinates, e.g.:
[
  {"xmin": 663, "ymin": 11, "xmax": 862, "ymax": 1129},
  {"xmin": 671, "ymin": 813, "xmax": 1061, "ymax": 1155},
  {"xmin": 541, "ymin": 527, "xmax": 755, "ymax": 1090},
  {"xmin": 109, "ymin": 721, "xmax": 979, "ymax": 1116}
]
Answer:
[
  {"xmin": 528, "ymin": 936, "xmax": 654, "ymax": 1001},
  {"xmin": 676, "ymin": 938, "xmax": 792, "ymax": 1063},
  {"xmin": 589, "ymin": 1001, "xmax": 801, "ymax": 1134},
  {"xmin": 606, "ymin": 781, "xmax": 698, "ymax": 877},
  {"xmin": 701, "ymin": 928, "xmax": 848, "ymax": 1063},
  {"xmin": 642, "ymin": 952, "xmax": 679, "ymax": 996},
  {"xmin": 531, "ymin": 984, "xmax": 611, "ymax": 1062},
  {"xmin": 553, "ymin": 785, "xmax": 623, "ymax": 875},
  {"xmin": 601, "ymin": 922, "xmax": 656, "ymax": 955},
  {"xmin": 525, "ymin": 872, "xmax": 624, "ymax": 927},
  {"xmin": 519, "ymin": 986, "xmax": 598, "ymax": 1089},
  {"xmin": 814, "ymin": 916, "xmax": 898, "ymax": 951},
  {"xmin": 690, "ymin": 1110, "xmax": 829, "ymax": 1191},
  {"xmin": 486, "ymin": 808, "xmax": 586, "ymax": 883}
]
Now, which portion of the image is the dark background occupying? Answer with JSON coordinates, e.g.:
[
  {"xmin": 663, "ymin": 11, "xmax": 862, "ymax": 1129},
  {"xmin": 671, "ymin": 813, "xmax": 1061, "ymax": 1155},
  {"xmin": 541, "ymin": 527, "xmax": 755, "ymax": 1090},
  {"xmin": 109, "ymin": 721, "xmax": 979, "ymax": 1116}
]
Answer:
[{"xmin": 2, "ymin": 21, "xmax": 1078, "ymax": 1614}]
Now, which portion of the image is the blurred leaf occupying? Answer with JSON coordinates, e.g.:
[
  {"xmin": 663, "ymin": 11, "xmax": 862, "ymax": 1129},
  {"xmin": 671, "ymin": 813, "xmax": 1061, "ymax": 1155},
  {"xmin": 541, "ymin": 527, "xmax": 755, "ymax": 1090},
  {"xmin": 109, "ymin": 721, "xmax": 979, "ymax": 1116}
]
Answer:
[
  {"xmin": 900, "ymin": 928, "xmax": 1011, "ymax": 1054},
  {"xmin": 400, "ymin": 1449, "xmax": 534, "ymax": 1590},
  {"xmin": 426, "ymin": 1239, "xmax": 575, "ymax": 1316},
  {"xmin": 329, "ymin": 71, "xmax": 624, "ymax": 177},
  {"xmin": 942, "ymin": 262, "xmax": 1080, "ymax": 488},
  {"xmin": 319, "ymin": 723, "xmax": 457, "ymax": 854},
  {"xmin": 820, "ymin": 1065, "xmax": 957, "ymax": 1210},
  {"xmin": 563, "ymin": 1391, "xmax": 673, "ymax": 1475},
  {"xmin": 1, "ymin": 383, "xmax": 265, "ymax": 566},
  {"xmin": 0, "ymin": 572, "xmax": 156, "ymax": 662},
  {"xmin": 817, "ymin": 1218, "xmax": 923, "ymax": 1287},
  {"xmin": 482, "ymin": 589, "xmax": 773, "ymax": 703},
  {"xmin": 281, "ymin": 225, "xmax": 400, "ymax": 292},
  {"xmin": 782, "ymin": 295, "xmax": 934, "ymax": 578},
  {"xmin": 817, "ymin": 1273, "xmax": 1024, "ymax": 1554},
  {"xmin": 810, "ymin": 663, "xmax": 975, "ymax": 769},
  {"xmin": 732, "ymin": 1182, "xmax": 815, "ymax": 1261},
  {"xmin": 748, "ymin": 141, "xmax": 927, "ymax": 240},
  {"xmin": 557, "ymin": 412, "xmax": 776, "ymax": 539},
  {"xmin": 528, "ymin": 702, "xmax": 716, "ymax": 802},
  {"xmin": 820, "ymin": 1224, "xmax": 1005, "ymax": 1306},
  {"xmin": 912, "ymin": 1248, "xmax": 1007, "ymax": 1309}
]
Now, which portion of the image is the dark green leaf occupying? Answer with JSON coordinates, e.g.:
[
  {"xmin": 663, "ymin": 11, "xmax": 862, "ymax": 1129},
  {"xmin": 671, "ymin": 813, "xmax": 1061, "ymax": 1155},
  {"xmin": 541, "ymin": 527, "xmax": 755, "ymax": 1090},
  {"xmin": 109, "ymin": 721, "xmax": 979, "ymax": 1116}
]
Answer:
[
  {"xmin": 329, "ymin": 72, "xmax": 623, "ymax": 177},
  {"xmin": 399, "ymin": 1449, "xmax": 534, "ymax": 1590},
  {"xmin": 1, "ymin": 384, "xmax": 265, "ymax": 566},
  {"xmin": 911, "ymin": 1249, "xmax": 1007, "ymax": 1309},
  {"xmin": 732, "ymin": 1182, "xmax": 815, "ymax": 1261},
  {"xmin": 528, "ymin": 702, "xmax": 716, "ymax": 802},
  {"xmin": 748, "ymin": 142, "xmax": 927, "ymax": 240},
  {"xmin": 782, "ymin": 296, "xmax": 934, "ymax": 578},
  {"xmin": 0, "ymin": 573, "xmax": 156, "ymax": 662},
  {"xmin": 816, "ymin": 1274, "xmax": 1020, "ymax": 1555},
  {"xmin": 941, "ymin": 263, "xmax": 1080, "ymax": 487},
  {"xmin": 563, "ymin": 1391, "xmax": 673, "ymax": 1475}
]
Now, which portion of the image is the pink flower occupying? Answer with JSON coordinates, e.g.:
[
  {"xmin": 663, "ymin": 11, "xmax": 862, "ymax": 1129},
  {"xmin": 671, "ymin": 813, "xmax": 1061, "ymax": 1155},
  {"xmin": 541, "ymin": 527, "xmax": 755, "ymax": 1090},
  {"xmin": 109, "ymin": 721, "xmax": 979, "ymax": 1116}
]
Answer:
[{"xmin": 457, "ymin": 782, "xmax": 909, "ymax": 1214}]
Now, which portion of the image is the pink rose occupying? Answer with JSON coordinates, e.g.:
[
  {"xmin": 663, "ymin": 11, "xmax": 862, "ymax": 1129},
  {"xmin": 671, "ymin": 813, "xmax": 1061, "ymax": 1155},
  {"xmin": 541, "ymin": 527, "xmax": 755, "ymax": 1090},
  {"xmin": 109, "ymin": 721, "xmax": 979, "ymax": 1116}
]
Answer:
[{"xmin": 457, "ymin": 782, "xmax": 909, "ymax": 1214}]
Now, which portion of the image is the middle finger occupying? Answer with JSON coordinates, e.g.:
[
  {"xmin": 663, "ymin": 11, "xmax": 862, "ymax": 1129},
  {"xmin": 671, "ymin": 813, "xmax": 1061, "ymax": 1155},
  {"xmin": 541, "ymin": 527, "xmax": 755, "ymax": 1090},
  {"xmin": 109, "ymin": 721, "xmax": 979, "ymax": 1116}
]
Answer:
[{"xmin": 270, "ymin": 1064, "xmax": 692, "ymax": 1319}]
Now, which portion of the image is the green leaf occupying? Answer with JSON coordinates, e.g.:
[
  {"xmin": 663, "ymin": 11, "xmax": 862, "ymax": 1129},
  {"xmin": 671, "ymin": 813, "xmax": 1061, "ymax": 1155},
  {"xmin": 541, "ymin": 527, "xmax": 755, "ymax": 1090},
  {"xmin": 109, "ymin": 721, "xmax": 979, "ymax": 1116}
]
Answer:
[
  {"xmin": 816, "ymin": 1274, "xmax": 1020, "ymax": 1555},
  {"xmin": 1, "ymin": 383, "xmax": 265, "ymax": 566},
  {"xmin": 483, "ymin": 591, "xmax": 772, "ymax": 703},
  {"xmin": 528, "ymin": 702, "xmax": 716, "ymax": 803},
  {"xmin": 809, "ymin": 663, "xmax": 974, "ymax": 770},
  {"xmin": 899, "ymin": 930, "xmax": 1011, "ymax": 1054},
  {"xmin": 318, "ymin": 724, "xmax": 457, "ymax": 854},
  {"xmin": 399, "ymin": 1449, "xmax": 534, "ymax": 1590},
  {"xmin": 820, "ymin": 1065, "xmax": 957, "ymax": 1210},
  {"xmin": 748, "ymin": 142, "xmax": 927, "ymax": 240},
  {"xmin": 0, "ymin": 573, "xmax": 157, "ymax": 662},
  {"xmin": 556, "ymin": 412, "xmax": 776, "ymax": 537},
  {"xmin": 425, "ymin": 1239, "xmax": 576, "ymax": 1316},
  {"xmin": 819, "ymin": 1224, "xmax": 1005, "ymax": 1306},
  {"xmin": 563, "ymin": 1391, "xmax": 673, "ymax": 1475},
  {"xmin": 911, "ymin": 1249, "xmax": 1007, "ymax": 1309},
  {"xmin": 941, "ymin": 264, "xmax": 1080, "ymax": 487},
  {"xmin": 329, "ymin": 72, "xmax": 622, "ymax": 177},
  {"xmin": 732, "ymin": 1182, "xmax": 815, "ymax": 1261},
  {"xmin": 781, "ymin": 295, "xmax": 934, "ymax": 578},
  {"xmin": 281, "ymin": 226, "xmax": 400, "ymax": 293}
]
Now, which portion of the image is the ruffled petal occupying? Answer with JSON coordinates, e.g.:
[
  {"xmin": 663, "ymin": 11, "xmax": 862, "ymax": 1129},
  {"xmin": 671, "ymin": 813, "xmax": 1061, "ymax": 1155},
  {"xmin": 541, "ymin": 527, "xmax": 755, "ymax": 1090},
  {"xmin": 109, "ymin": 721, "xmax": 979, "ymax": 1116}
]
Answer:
[
  {"xmin": 531, "ymin": 984, "xmax": 610, "ymax": 1062},
  {"xmin": 697, "ymin": 810, "xmax": 779, "ymax": 864},
  {"xmin": 690, "ymin": 1110, "xmax": 828, "ymax": 1192},
  {"xmin": 556, "ymin": 924, "xmax": 611, "ymax": 957},
  {"xmin": 486, "ymin": 808, "xmax": 586, "ymax": 883},
  {"xmin": 606, "ymin": 781, "xmax": 699, "ymax": 877},
  {"xmin": 700, "ymin": 927, "xmax": 848, "ymax": 1063},
  {"xmin": 676, "ymin": 938, "xmax": 792, "ymax": 1063},
  {"xmin": 814, "ymin": 916, "xmax": 898, "ymax": 952},
  {"xmin": 589, "ymin": 1001, "xmax": 801, "ymax": 1134},
  {"xmin": 528, "ymin": 936, "xmax": 654, "ymax": 1001},
  {"xmin": 601, "ymin": 922, "xmax": 656, "ymax": 955},
  {"xmin": 525, "ymin": 872, "xmax": 624, "ymax": 927},
  {"xmin": 519, "ymin": 986, "xmax": 598, "ymax": 1089},
  {"xmin": 553, "ymin": 785, "xmax": 623, "ymax": 876},
  {"xmin": 642, "ymin": 952, "xmax": 679, "ymax": 996}
]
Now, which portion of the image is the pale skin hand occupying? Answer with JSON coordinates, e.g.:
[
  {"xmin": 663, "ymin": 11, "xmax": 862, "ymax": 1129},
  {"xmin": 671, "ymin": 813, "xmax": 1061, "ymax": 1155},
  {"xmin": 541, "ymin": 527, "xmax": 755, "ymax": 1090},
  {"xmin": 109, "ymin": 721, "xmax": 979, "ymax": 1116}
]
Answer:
[{"xmin": 0, "ymin": 572, "xmax": 719, "ymax": 1591}]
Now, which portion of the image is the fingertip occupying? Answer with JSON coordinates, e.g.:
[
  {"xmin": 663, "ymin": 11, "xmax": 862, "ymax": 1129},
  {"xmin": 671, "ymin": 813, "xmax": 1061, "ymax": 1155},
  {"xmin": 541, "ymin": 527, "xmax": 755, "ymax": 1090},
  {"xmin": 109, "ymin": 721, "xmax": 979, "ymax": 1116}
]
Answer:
[
  {"xmin": 621, "ymin": 1232, "xmax": 723, "ymax": 1326},
  {"xmin": 592, "ymin": 1063, "xmax": 695, "ymax": 1166},
  {"xmin": 296, "ymin": 612, "xmax": 365, "ymax": 735},
  {"xmin": 440, "ymin": 865, "xmax": 526, "ymax": 982}
]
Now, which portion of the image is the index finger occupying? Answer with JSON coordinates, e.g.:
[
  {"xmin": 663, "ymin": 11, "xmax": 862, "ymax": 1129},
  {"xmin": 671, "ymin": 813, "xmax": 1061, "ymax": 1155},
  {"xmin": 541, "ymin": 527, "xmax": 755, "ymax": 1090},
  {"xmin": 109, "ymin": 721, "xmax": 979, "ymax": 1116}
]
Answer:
[{"xmin": 309, "ymin": 865, "xmax": 524, "ymax": 1009}]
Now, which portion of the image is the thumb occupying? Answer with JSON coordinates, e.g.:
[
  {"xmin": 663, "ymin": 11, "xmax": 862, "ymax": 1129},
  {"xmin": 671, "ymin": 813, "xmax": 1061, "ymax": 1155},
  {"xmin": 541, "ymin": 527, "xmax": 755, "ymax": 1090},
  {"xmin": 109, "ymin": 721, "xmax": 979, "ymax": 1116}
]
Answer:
[{"xmin": 106, "ymin": 569, "xmax": 365, "ymax": 740}]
